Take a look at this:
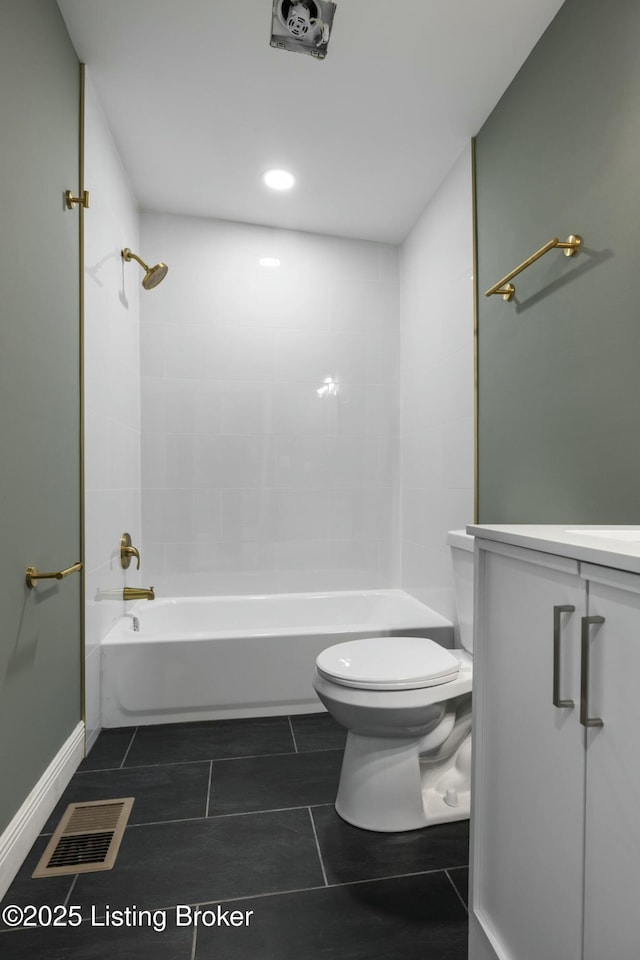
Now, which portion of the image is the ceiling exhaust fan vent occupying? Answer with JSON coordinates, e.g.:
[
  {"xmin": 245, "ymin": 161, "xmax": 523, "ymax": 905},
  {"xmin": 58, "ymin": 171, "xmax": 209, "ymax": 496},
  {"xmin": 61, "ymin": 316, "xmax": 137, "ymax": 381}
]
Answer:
[{"xmin": 270, "ymin": 0, "xmax": 337, "ymax": 59}]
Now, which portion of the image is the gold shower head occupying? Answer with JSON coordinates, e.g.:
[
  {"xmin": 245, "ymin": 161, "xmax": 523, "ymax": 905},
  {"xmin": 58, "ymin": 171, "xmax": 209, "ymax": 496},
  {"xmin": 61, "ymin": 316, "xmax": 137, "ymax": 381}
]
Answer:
[{"xmin": 122, "ymin": 248, "xmax": 168, "ymax": 290}]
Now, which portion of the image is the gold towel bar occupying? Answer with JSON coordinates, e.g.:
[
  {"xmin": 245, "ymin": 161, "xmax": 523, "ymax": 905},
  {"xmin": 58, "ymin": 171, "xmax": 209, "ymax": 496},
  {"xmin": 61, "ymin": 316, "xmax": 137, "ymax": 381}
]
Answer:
[
  {"xmin": 485, "ymin": 234, "xmax": 582, "ymax": 301},
  {"xmin": 26, "ymin": 561, "xmax": 83, "ymax": 589}
]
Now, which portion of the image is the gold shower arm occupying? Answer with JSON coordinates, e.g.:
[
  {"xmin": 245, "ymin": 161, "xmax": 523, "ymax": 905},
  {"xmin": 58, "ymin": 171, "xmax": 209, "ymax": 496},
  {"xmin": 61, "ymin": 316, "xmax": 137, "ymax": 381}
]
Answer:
[
  {"xmin": 122, "ymin": 248, "xmax": 149, "ymax": 270},
  {"xmin": 485, "ymin": 234, "xmax": 582, "ymax": 301}
]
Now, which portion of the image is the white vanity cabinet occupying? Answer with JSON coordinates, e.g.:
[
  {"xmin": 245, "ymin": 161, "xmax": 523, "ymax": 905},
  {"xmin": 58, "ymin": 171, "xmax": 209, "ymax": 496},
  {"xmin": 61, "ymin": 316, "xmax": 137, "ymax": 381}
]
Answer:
[{"xmin": 470, "ymin": 536, "xmax": 640, "ymax": 960}]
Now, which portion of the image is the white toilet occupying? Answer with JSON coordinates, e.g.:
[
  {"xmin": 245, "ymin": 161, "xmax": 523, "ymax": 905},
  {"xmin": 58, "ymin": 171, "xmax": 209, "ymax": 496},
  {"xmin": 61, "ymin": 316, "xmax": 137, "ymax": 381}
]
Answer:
[{"xmin": 312, "ymin": 529, "xmax": 474, "ymax": 832}]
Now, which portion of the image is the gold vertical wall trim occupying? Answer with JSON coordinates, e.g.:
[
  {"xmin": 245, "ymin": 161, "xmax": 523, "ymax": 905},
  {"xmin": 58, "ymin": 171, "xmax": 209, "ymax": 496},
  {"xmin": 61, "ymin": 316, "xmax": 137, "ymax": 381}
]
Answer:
[
  {"xmin": 79, "ymin": 63, "xmax": 86, "ymax": 733},
  {"xmin": 471, "ymin": 137, "xmax": 479, "ymax": 525}
]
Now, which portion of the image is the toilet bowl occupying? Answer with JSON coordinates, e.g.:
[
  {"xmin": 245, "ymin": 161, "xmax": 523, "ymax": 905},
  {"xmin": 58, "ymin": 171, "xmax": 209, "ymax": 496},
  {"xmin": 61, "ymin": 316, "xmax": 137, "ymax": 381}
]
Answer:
[{"xmin": 312, "ymin": 529, "xmax": 474, "ymax": 832}]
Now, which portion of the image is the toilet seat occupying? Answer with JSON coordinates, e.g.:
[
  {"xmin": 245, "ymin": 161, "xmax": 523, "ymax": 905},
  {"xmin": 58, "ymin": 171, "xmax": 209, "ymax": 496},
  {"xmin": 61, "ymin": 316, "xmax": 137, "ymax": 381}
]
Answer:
[{"xmin": 315, "ymin": 636, "xmax": 460, "ymax": 691}]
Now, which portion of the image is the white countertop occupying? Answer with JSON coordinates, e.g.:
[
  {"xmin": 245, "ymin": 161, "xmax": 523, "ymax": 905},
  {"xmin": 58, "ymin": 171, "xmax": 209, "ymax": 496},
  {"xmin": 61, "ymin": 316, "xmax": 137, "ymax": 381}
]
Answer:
[{"xmin": 466, "ymin": 524, "xmax": 640, "ymax": 575}]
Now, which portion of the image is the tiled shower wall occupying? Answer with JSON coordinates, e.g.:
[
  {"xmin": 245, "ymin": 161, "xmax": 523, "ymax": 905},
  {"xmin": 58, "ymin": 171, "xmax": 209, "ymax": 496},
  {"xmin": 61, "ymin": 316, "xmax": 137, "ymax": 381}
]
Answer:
[
  {"xmin": 83, "ymin": 73, "xmax": 141, "ymax": 747},
  {"xmin": 140, "ymin": 213, "xmax": 400, "ymax": 596},
  {"xmin": 399, "ymin": 146, "xmax": 475, "ymax": 621}
]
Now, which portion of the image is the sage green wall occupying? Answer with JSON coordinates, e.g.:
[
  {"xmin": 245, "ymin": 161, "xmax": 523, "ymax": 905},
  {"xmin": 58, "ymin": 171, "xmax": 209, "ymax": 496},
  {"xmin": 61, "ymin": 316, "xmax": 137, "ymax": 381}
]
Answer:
[
  {"xmin": 476, "ymin": 0, "xmax": 640, "ymax": 522},
  {"xmin": 0, "ymin": 0, "xmax": 81, "ymax": 833}
]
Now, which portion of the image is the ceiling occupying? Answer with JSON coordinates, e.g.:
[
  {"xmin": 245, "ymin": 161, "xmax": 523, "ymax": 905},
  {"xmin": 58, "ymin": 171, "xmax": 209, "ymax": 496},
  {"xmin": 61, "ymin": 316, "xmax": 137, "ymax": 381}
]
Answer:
[{"xmin": 57, "ymin": 0, "xmax": 565, "ymax": 243}]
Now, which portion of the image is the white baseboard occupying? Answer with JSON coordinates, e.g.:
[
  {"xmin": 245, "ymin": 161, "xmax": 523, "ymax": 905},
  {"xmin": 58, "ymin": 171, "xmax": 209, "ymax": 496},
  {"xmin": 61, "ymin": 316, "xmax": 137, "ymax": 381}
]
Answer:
[{"xmin": 0, "ymin": 722, "xmax": 85, "ymax": 900}]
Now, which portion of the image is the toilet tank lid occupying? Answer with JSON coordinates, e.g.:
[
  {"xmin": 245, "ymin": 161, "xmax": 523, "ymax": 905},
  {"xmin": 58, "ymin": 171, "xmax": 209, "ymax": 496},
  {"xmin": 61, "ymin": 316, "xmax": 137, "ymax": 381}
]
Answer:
[
  {"xmin": 447, "ymin": 529, "xmax": 474, "ymax": 552},
  {"xmin": 316, "ymin": 636, "xmax": 460, "ymax": 690}
]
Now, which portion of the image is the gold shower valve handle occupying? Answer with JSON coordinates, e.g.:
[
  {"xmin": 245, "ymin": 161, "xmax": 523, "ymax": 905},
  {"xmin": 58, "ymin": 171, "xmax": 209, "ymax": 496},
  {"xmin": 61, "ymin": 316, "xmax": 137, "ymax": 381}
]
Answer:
[
  {"xmin": 26, "ymin": 561, "xmax": 83, "ymax": 589},
  {"xmin": 120, "ymin": 533, "xmax": 141, "ymax": 570}
]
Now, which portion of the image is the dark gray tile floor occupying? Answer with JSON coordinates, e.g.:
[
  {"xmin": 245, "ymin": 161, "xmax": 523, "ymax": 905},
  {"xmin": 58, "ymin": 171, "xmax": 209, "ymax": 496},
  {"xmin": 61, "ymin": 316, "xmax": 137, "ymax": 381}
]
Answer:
[{"xmin": 0, "ymin": 713, "xmax": 469, "ymax": 959}]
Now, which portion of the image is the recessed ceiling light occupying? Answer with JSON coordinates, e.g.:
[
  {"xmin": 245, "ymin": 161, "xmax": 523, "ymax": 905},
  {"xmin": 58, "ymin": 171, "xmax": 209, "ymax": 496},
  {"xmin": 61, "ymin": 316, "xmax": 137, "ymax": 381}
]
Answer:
[
  {"xmin": 259, "ymin": 257, "xmax": 281, "ymax": 268},
  {"xmin": 263, "ymin": 168, "xmax": 295, "ymax": 191}
]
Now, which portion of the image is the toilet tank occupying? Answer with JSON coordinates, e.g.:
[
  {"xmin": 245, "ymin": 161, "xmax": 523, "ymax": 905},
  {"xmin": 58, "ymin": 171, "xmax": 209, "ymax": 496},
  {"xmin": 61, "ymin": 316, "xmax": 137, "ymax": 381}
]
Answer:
[{"xmin": 447, "ymin": 529, "xmax": 474, "ymax": 654}]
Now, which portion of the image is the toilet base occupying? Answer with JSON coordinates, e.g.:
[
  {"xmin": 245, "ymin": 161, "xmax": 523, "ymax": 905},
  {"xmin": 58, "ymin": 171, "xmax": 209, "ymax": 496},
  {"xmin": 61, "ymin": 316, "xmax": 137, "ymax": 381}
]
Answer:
[{"xmin": 335, "ymin": 730, "xmax": 471, "ymax": 832}]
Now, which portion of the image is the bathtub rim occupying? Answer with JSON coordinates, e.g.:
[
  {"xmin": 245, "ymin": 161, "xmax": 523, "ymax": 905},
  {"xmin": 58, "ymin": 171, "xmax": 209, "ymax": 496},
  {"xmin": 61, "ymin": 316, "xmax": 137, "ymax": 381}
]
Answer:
[{"xmin": 103, "ymin": 588, "xmax": 453, "ymax": 646}]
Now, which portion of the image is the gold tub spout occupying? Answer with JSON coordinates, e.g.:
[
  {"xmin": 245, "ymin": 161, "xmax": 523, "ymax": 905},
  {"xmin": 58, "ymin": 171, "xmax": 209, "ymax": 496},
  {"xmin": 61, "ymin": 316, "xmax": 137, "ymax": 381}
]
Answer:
[{"xmin": 123, "ymin": 586, "xmax": 155, "ymax": 601}]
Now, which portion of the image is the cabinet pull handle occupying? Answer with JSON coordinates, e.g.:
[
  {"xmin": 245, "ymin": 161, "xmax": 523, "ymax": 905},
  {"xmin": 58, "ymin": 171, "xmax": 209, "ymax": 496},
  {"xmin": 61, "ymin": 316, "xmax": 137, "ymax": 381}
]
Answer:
[
  {"xmin": 580, "ymin": 616, "xmax": 605, "ymax": 728},
  {"xmin": 553, "ymin": 605, "xmax": 575, "ymax": 708}
]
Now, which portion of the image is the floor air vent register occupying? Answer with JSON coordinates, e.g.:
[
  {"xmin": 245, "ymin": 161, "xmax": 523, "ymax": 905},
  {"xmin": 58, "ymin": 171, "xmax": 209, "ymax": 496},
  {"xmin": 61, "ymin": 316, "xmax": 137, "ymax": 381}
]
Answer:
[{"xmin": 32, "ymin": 798, "xmax": 134, "ymax": 878}]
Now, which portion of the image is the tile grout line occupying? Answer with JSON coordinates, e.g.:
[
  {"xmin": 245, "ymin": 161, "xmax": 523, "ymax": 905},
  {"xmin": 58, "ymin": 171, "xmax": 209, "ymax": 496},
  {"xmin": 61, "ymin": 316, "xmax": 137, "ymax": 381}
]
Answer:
[
  {"xmin": 63, "ymin": 873, "xmax": 79, "ymax": 908},
  {"xmin": 74, "ymin": 757, "xmax": 214, "ymax": 775},
  {"xmin": 82, "ymin": 746, "xmax": 342, "ymax": 775},
  {"xmin": 287, "ymin": 716, "xmax": 299, "ymax": 753},
  {"xmin": 204, "ymin": 761, "xmax": 213, "ymax": 817},
  {"xmin": 119, "ymin": 727, "xmax": 138, "ymax": 769},
  {"xmin": 184, "ymin": 865, "xmax": 468, "ymax": 909},
  {"xmin": 307, "ymin": 807, "xmax": 329, "ymax": 887},
  {"xmin": 445, "ymin": 868, "xmax": 469, "ymax": 915},
  {"xmin": 203, "ymin": 864, "xmax": 468, "ymax": 906},
  {"xmin": 39, "ymin": 802, "xmax": 338, "ymax": 837},
  {"xmin": 129, "ymin": 803, "xmax": 326, "ymax": 830}
]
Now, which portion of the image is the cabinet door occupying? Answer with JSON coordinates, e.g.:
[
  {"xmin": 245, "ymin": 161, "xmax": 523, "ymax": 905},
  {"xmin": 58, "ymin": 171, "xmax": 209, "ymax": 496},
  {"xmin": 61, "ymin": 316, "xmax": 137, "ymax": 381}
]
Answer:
[
  {"xmin": 472, "ymin": 543, "xmax": 585, "ymax": 960},
  {"xmin": 582, "ymin": 569, "xmax": 640, "ymax": 960}
]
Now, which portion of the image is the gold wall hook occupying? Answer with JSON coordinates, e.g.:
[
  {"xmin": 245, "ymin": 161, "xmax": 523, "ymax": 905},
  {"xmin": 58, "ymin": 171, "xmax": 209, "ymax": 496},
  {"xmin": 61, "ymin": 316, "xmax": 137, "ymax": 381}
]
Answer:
[
  {"xmin": 485, "ymin": 234, "xmax": 582, "ymax": 301},
  {"xmin": 120, "ymin": 533, "xmax": 141, "ymax": 570},
  {"xmin": 26, "ymin": 561, "xmax": 83, "ymax": 589},
  {"xmin": 65, "ymin": 189, "xmax": 90, "ymax": 209}
]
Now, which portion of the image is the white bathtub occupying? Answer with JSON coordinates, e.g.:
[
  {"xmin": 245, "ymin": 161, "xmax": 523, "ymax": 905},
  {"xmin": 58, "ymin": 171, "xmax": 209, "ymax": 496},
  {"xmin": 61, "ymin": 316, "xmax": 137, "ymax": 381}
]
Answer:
[{"xmin": 101, "ymin": 589, "xmax": 453, "ymax": 727}]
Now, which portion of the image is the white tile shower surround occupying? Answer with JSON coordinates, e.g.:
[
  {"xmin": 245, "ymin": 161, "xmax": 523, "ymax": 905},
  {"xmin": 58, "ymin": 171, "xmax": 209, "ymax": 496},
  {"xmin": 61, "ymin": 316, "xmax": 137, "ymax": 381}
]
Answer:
[
  {"xmin": 399, "ymin": 146, "xmax": 475, "ymax": 618},
  {"xmin": 140, "ymin": 212, "xmax": 402, "ymax": 596},
  {"xmin": 83, "ymin": 72, "xmax": 142, "ymax": 748}
]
